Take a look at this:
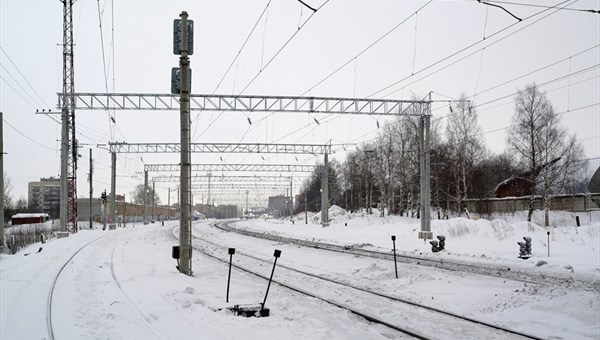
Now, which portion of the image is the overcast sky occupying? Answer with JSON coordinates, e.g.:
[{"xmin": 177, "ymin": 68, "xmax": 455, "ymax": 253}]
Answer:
[{"xmin": 1, "ymin": 0, "xmax": 598, "ymax": 207}]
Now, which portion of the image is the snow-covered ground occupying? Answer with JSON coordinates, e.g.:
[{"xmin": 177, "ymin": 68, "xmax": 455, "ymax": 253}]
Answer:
[{"xmin": 1, "ymin": 209, "xmax": 599, "ymax": 339}]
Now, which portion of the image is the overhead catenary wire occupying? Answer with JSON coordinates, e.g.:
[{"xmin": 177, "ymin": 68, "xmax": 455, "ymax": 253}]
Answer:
[
  {"xmin": 484, "ymin": 0, "xmax": 599, "ymax": 14},
  {"xmin": 371, "ymin": 0, "xmax": 575, "ymax": 99},
  {"xmin": 194, "ymin": 0, "xmax": 332, "ymax": 143},
  {"xmin": 2, "ymin": 118, "xmax": 57, "ymax": 151},
  {"xmin": 254, "ymin": 0, "xmax": 579, "ymax": 157}
]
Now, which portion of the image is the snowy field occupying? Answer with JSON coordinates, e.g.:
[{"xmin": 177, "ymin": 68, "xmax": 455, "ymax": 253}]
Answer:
[{"xmin": 1, "ymin": 209, "xmax": 599, "ymax": 339}]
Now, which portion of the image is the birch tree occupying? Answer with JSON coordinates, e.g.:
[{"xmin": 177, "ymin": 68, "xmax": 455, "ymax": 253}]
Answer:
[
  {"xmin": 508, "ymin": 84, "xmax": 586, "ymax": 225},
  {"xmin": 445, "ymin": 94, "xmax": 486, "ymax": 214}
]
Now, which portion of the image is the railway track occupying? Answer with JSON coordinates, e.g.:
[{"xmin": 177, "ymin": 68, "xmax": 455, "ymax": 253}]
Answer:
[
  {"xmin": 47, "ymin": 230, "xmax": 166, "ymax": 340},
  {"xmin": 46, "ymin": 235, "xmax": 107, "ymax": 340},
  {"xmin": 212, "ymin": 220, "xmax": 586, "ymax": 288},
  {"xmin": 177, "ymin": 223, "xmax": 545, "ymax": 340}
]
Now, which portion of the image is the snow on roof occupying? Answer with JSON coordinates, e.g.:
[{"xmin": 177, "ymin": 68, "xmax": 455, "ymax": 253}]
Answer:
[{"xmin": 11, "ymin": 213, "xmax": 50, "ymax": 218}]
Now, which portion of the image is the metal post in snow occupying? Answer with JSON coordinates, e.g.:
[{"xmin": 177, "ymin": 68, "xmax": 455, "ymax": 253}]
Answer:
[
  {"xmin": 262, "ymin": 249, "xmax": 281, "ymax": 310},
  {"xmin": 226, "ymin": 248, "xmax": 235, "ymax": 303},
  {"xmin": 547, "ymin": 231, "xmax": 550, "ymax": 257},
  {"xmin": 392, "ymin": 235, "xmax": 398, "ymax": 279}
]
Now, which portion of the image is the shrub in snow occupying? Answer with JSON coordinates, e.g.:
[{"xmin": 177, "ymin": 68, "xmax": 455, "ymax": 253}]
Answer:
[{"xmin": 4, "ymin": 221, "xmax": 57, "ymax": 254}]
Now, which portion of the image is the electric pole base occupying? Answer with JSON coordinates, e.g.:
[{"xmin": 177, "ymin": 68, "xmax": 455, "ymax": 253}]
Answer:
[{"xmin": 418, "ymin": 231, "xmax": 433, "ymax": 240}]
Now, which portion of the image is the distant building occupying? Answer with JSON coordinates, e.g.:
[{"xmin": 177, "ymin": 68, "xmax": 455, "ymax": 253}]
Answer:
[
  {"xmin": 268, "ymin": 195, "xmax": 292, "ymax": 218},
  {"xmin": 28, "ymin": 177, "xmax": 61, "ymax": 218},
  {"xmin": 11, "ymin": 213, "xmax": 50, "ymax": 225}
]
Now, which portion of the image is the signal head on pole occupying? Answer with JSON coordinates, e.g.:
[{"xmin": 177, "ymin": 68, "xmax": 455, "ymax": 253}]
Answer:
[
  {"xmin": 228, "ymin": 248, "xmax": 236, "ymax": 255},
  {"xmin": 391, "ymin": 235, "xmax": 396, "ymax": 241},
  {"xmin": 273, "ymin": 249, "xmax": 281, "ymax": 258}
]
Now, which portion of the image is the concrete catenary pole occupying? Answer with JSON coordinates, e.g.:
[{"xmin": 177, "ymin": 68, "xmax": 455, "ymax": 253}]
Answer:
[
  {"xmin": 289, "ymin": 180, "xmax": 293, "ymax": 219},
  {"xmin": 321, "ymin": 153, "xmax": 329, "ymax": 227},
  {"xmin": 418, "ymin": 97, "xmax": 433, "ymax": 241},
  {"xmin": 0, "ymin": 112, "xmax": 4, "ymax": 248},
  {"xmin": 178, "ymin": 11, "xmax": 193, "ymax": 276},
  {"xmin": 110, "ymin": 151, "xmax": 116, "ymax": 228},
  {"xmin": 143, "ymin": 170, "xmax": 148, "ymax": 224},
  {"xmin": 152, "ymin": 180, "xmax": 155, "ymax": 222},
  {"xmin": 89, "ymin": 148, "xmax": 93, "ymax": 229}
]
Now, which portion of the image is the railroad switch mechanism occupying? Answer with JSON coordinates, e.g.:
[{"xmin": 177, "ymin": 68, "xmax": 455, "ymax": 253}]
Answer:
[
  {"xmin": 225, "ymin": 249, "xmax": 281, "ymax": 318},
  {"xmin": 429, "ymin": 235, "xmax": 446, "ymax": 253},
  {"xmin": 517, "ymin": 236, "xmax": 532, "ymax": 259},
  {"xmin": 228, "ymin": 304, "xmax": 270, "ymax": 318}
]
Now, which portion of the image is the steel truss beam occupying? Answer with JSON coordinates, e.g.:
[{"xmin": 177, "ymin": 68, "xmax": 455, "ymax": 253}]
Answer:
[
  {"xmin": 109, "ymin": 142, "xmax": 330, "ymax": 154},
  {"xmin": 145, "ymin": 163, "xmax": 317, "ymax": 173},
  {"xmin": 59, "ymin": 93, "xmax": 431, "ymax": 116},
  {"xmin": 192, "ymin": 183, "xmax": 289, "ymax": 190},
  {"xmin": 153, "ymin": 175, "xmax": 294, "ymax": 183}
]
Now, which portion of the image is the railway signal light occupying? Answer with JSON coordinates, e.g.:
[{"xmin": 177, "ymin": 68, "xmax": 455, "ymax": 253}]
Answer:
[
  {"xmin": 173, "ymin": 19, "xmax": 194, "ymax": 55},
  {"xmin": 170, "ymin": 67, "xmax": 192, "ymax": 94}
]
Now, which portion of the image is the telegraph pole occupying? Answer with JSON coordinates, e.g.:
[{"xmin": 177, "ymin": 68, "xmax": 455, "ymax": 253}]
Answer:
[
  {"xmin": 89, "ymin": 148, "xmax": 93, "ymax": 229},
  {"xmin": 175, "ymin": 11, "xmax": 193, "ymax": 276}
]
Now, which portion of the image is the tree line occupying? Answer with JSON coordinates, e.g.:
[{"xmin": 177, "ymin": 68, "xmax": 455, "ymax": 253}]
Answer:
[{"xmin": 296, "ymin": 84, "xmax": 588, "ymax": 226}]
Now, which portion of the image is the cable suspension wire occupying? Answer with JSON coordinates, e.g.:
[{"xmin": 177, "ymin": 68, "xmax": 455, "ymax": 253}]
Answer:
[
  {"xmin": 301, "ymin": 1, "xmax": 433, "ymax": 97},
  {"xmin": 370, "ymin": 0, "xmax": 574, "ymax": 99},
  {"xmin": 484, "ymin": 0, "xmax": 599, "ymax": 13},
  {"xmin": 212, "ymin": 0, "xmax": 272, "ymax": 95},
  {"xmin": 476, "ymin": 102, "xmax": 600, "ymax": 137},
  {"xmin": 2, "ymin": 118, "xmax": 57, "ymax": 151},
  {"xmin": 194, "ymin": 0, "xmax": 331, "ymax": 143},
  {"xmin": 250, "ymin": 0, "xmax": 575, "ymax": 152},
  {"xmin": 96, "ymin": 0, "xmax": 117, "ymax": 141},
  {"xmin": 0, "ymin": 47, "xmax": 53, "ymax": 109}
]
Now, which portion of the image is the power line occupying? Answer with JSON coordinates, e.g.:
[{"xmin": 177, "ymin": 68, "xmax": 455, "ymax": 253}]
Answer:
[
  {"xmin": 485, "ymin": 0, "xmax": 599, "ymax": 14},
  {"xmin": 371, "ymin": 0, "xmax": 574, "ymax": 99},
  {"xmin": 2, "ymin": 118, "xmax": 57, "ymax": 151},
  {"xmin": 301, "ymin": 1, "xmax": 433, "ymax": 97},
  {"xmin": 193, "ymin": 1, "xmax": 332, "ymax": 142},
  {"xmin": 0, "ymin": 47, "xmax": 53, "ymax": 109}
]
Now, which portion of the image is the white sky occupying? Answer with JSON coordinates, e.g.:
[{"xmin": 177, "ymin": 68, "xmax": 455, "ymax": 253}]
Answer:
[{"xmin": 1, "ymin": 0, "xmax": 599, "ymax": 205}]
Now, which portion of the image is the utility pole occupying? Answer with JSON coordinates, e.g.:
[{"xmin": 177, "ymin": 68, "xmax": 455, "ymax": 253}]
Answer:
[
  {"xmin": 418, "ymin": 96, "xmax": 433, "ymax": 241},
  {"xmin": 152, "ymin": 180, "xmax": 155, "ymax": 222},
  {"xmin": 168, "ymin": 187, "xmax": 171, "ymax": 219},
  {"xmin": 143, "ymin": 170, "xmax": 148, "ymax": 224},
  {"xmin": 176, "ymin": 11, "xmax": 193, "ymax": 276},
  {"xmin": 245, "ymin": 190, "xmax": 249, "ymax": 217},
  {"xmin": 305, "ymin": 195, "xmax": 308, "ymax": 225},
  {"xmin": 110, "ymin": 151, "xmax": 116, "ymax": 228},
  {"xmin": 289, "ymin": 180, "xmax": 293, "ymax": 219},
  {"xmin": 321, "ymin": 153, "xmax": 329, "ymax": 227},
  {"xmin": 0, "ymin": 112, "xmax": 4, "ymax": 248},
  {"xmin": 89, "ymin": 148, "xmax": 93, "ymax": 229}
]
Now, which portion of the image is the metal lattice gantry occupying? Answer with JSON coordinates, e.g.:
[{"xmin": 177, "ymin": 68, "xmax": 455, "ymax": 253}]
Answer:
[
  {"xmin": 60, "ymin": 93, "xmax": 430, "ymax": 116},
  {"xmin": 59, "ymin": 91, "xmax": 433, "ymax": 236},
  {"xmin": 192, "ymin": 183, "xmax": 290, "ymax": 190},
  {"xmin": 109, "ymin": 142, "xmax": 331, "ymax": 154},
  {"xmin": 153, "ymin": 175, "xmax": 295, "ymax": 183},
  {"xmin": 145, "ymin": 163, "xmax": 317, "ymax": 173}
]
